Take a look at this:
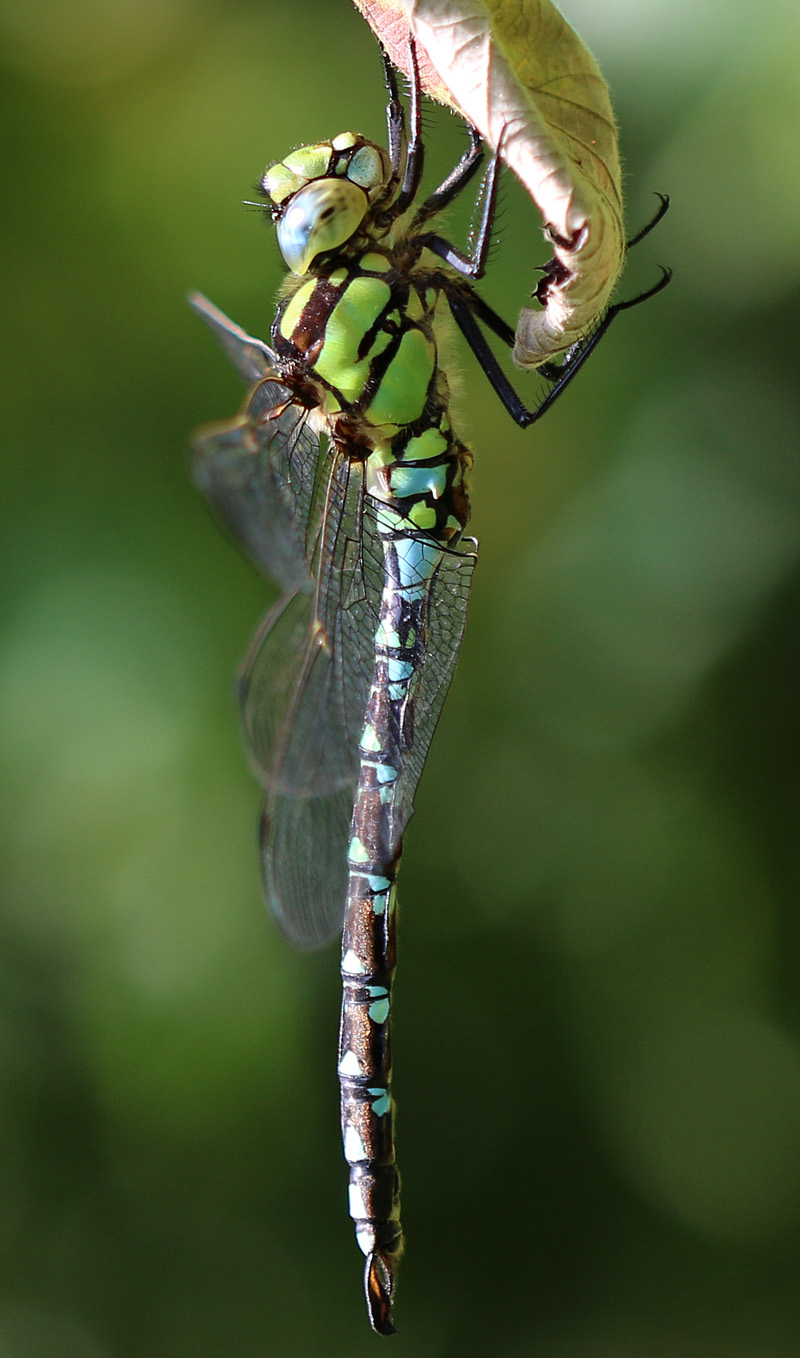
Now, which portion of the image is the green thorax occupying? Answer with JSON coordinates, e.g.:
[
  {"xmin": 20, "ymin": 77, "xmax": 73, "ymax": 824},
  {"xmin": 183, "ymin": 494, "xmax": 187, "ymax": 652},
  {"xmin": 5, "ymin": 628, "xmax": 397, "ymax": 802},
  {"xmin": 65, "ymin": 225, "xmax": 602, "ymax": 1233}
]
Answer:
[
  {"xmin": 273, "ymin": 248, "xmax": 439, "ymax": 429},
  {"xmin": 272, "ymin": 249, "xmax": 469, "ymax": 542}
]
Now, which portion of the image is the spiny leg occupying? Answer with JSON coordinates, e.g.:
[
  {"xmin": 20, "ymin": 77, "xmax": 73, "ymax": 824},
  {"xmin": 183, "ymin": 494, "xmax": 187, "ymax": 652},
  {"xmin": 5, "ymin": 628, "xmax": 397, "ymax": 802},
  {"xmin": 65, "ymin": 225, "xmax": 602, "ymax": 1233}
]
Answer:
[
  {"xmin": 417, "ymin": 135, "xmax": 505, "ymax": 279},
  {"xmin": 383, "ymin": 38, "xmax": 424, "ymax": 219},
  {"xmin": 535, "ymin": 194, "xmax": 670, "ymax": 311},
  {"xmin": 531, "ymin": 267, "xmax": 673, "ymax": 417},
  {"xmin": 383, "ymin": 37, "xmax": 482, "ymax": 225},
  {"xmin": 381, "ymin": 46, "xmax": 405, "ymax": 178},
  {"xmin": 411, "ymin": 123, "xmax": 484, "ymax": 227},
  {"xmin": 460, "ymin": 286, "xmax": 516, "ymax": 348},
  {"xmin": 381, "ymin": 41, "xmax": 496, "ymax": 269},
  {"xmin": 385, "ymin": 35, "xmax": 493, "ymax": 222}
]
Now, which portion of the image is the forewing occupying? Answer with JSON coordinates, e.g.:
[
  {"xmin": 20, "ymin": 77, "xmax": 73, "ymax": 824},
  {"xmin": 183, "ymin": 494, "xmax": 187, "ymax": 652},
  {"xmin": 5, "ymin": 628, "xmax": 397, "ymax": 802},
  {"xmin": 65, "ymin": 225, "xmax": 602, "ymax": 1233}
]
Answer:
[
  {"xmin": 192, "ymin": 294, "xmax": 380, "ymax": 946},
  {"xmin": 189, "ymin": 291, "xmax": 276, "ymax": 385},
  {"xmin": 191, "ymin": 294, "xmax": 326, "ymax": 593}
]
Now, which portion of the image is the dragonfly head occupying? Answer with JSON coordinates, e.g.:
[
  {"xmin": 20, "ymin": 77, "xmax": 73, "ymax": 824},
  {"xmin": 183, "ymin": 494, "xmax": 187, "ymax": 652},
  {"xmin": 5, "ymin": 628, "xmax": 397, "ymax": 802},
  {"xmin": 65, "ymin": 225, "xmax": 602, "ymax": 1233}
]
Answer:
[{"xmin": 260, "ymin": 134, "xmax": 391, "ymax": 274}]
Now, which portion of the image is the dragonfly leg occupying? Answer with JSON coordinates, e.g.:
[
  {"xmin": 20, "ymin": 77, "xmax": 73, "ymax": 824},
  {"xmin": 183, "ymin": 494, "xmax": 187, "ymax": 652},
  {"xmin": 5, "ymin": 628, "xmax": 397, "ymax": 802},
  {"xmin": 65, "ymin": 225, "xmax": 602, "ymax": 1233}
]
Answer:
[
  {"xmin": 380, "ymin": 42, "xmax": 499, "ymax": 267},
  {"xmin": 445, "ymin": 266, "xmax": 673, "ymax": 427},
  {"xmin": 412, "ymin": 123, "xmax": 484, "ymax": 226},
  {"xmin": 533, "ymin": 268, "xmax": 673, "ymax": 394},
  {"xmin": 446, "ymin": 288, "xmax": 543, "ymax": 426},
  {"xmin": 626, "ymin": 192, "xmax": 670, "ymax": 251},
  {"xmin": 365, "ymin": 1250, "xmax": 397, "ymax": 1336},
  {"xmin": 384, "ymin": 40, "xmax": 486, "ymax": 225},
  {"xmin": 416, "ymin": 133, "xmax": 504, "ymax": 279},
  {"xmin": 380, "ymin": 45, "xmax": 405, "ymax": 178},
  {"xmin": 383, "ymin": 38, "xmax": 424, "ymax": 218}
]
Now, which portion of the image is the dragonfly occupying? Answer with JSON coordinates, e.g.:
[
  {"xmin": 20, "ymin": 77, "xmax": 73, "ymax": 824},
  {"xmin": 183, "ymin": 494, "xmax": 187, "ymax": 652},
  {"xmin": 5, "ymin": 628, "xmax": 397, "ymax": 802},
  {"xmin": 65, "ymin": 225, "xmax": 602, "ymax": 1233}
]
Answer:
[{"xmin": 191, "ymin": 40, "xmax": 669, "ymax": 1336}]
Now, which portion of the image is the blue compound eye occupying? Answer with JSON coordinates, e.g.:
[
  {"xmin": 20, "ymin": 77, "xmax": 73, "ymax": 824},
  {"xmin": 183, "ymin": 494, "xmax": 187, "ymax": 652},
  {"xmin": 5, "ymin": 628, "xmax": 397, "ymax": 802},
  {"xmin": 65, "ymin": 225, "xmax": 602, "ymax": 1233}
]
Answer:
[{"xmin": 277, "ymin": 178, "xmax": 369, "ymax": 274}]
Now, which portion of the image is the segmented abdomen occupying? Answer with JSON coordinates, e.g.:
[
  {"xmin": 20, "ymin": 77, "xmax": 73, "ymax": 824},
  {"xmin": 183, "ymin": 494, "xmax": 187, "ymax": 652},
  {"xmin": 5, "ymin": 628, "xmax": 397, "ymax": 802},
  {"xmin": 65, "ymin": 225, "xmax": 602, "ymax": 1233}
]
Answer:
[{"xmin": 338, "ymin": 531, "xmax": 445, "ymax": 1332}]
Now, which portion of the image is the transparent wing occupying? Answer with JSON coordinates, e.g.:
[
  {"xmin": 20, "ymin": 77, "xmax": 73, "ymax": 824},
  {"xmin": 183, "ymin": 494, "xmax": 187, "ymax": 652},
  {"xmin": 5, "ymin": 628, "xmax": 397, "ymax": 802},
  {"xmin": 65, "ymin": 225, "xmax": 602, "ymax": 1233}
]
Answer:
[
  {"xmin": 191, "ymin": 293, "xmax": 321, "ymax": 592},
  {"xmin": 397, "ymin": 533, "xmax": 477, "ymax": 825},
  {"xmin": 191, "ymin": 292, "xmax": 476, "ymax": 948},
  {"xmin": 189, "ymin": 291, "xmax": 275, "ymax": 386},
  {"xmin": 241, "ymin": 451, "xmax": 385, "ymax": 949},
  {"xmin": 390, "ymin": 526, "xmax": 478, "ymax": 851},
  {"xmin": 192, "ymin": 294, "xmax": 382, "ymax": 947},
  {"xmin": 242, "ymin": 492, "xmax": 475, "ymax": 948}
]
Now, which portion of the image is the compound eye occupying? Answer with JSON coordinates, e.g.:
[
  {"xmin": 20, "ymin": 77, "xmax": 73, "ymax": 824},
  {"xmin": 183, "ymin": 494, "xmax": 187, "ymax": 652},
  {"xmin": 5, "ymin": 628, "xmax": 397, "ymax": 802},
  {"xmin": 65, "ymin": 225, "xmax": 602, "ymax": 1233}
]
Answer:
[{"xmin": 276, "ymin": 178, "xmax": 369, "ymax": 274}]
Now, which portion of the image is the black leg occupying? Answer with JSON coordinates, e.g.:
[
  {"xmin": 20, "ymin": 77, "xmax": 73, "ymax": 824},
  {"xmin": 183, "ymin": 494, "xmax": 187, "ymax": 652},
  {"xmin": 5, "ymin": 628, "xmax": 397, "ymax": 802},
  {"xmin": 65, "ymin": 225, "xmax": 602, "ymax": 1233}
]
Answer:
[
  {"xmin": 465, "ymin": 289, "xmax": 516, "ymax": 348},
  {"xmin": 387, "ymin": 39, "xmax": 424, "ymax": 217},
  {"xmin": 381, "ymin": 47, "xmax": 405, "ymax": 179},
  {"xmin": 534, "ymin": 194, "xmax": 671, "ymax": 363},
  {"xmin": 378, "ymin": 37, "xmax": 671, "ymax": 427},
  {"xmin": 446, "ymin": 267, "xmax": 672, "ymax": 428},
  {"xmin": 533, "ymin": 195, "xmax": 669, "ymax": 311},
  {"xmin": 446, "ymin": 289, "xmax": 538, "ymax": 425},
  {"xmin": 626, "ymin": 193, "xmax": 670, "ymax": 251},
  {"xmin": 412, "ymin": 124, "xmax": 484, "ymax": 225},
  {"xmin": 536, "ymin": 267, "xmax": 672, "ymax": 385},
  {"xmin": 426, "ymin": 268, "xmax": 517, "ymax": 346},
  {"xmin": 416, "ymin": 136, "xmax": 504, "ymax": 279}
]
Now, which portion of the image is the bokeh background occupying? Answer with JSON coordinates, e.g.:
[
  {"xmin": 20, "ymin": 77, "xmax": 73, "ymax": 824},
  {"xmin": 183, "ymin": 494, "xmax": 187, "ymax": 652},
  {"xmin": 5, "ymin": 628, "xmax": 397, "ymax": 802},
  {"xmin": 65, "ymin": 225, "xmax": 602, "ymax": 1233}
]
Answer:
[{"xmin": 2, "ymin": 0, "xmax": 799, "ymax": 1353}]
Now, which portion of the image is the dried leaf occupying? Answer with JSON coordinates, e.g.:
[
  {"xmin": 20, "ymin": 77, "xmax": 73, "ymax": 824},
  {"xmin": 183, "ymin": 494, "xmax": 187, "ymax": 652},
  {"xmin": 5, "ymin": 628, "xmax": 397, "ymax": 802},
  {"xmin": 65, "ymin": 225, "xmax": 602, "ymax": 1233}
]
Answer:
[{"xmin": 353, "ymin": 0, "xmax": 625, "ymax": 368}]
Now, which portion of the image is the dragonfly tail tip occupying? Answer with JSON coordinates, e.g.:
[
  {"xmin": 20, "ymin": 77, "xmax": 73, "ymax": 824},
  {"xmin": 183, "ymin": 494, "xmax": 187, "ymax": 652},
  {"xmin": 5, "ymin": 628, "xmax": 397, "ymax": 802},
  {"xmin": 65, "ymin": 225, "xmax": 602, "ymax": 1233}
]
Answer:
[{"xmin": 364, "ymin": 1250, "xmax": 398, "ymax": 1336}]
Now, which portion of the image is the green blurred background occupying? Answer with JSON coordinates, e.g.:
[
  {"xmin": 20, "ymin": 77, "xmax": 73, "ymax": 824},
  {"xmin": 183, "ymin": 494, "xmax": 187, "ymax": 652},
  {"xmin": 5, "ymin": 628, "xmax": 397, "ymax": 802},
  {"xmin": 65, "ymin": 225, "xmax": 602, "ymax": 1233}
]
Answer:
[{"xmin": 2, "ymin": 0, "xmax": 799, "ymax": 1352}]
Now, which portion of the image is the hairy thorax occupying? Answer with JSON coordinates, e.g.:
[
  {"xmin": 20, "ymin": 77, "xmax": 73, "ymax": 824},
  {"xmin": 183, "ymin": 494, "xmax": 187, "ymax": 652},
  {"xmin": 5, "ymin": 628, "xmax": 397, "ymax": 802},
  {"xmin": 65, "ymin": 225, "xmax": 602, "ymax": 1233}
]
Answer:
[{"xmin": 272, "ymin": 243, "xmax": 472, "ymax": 542}]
